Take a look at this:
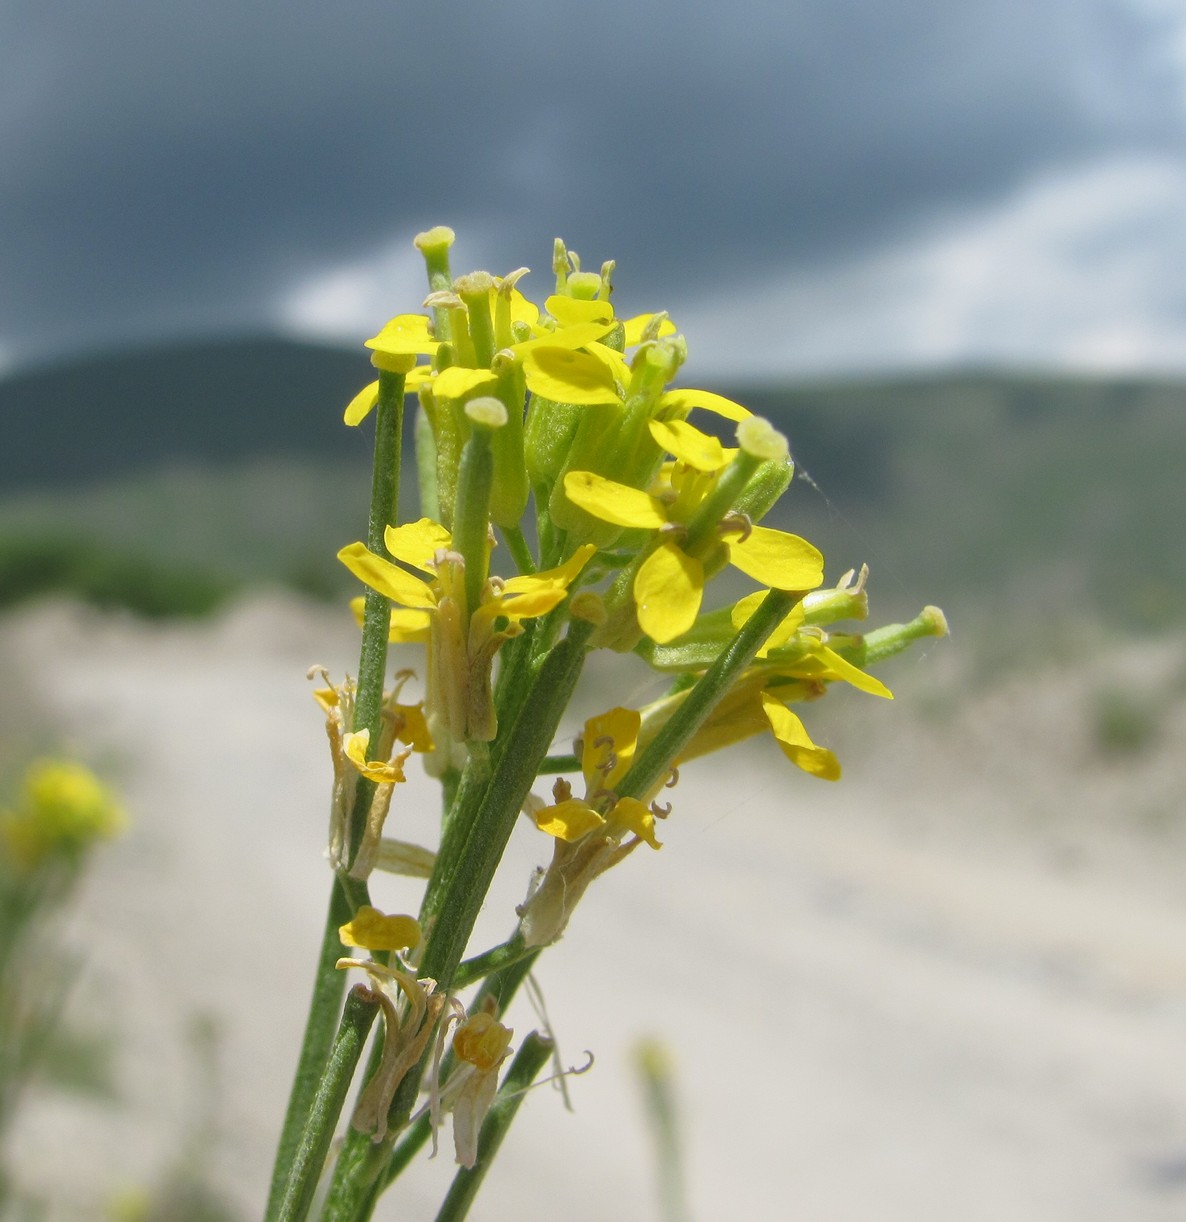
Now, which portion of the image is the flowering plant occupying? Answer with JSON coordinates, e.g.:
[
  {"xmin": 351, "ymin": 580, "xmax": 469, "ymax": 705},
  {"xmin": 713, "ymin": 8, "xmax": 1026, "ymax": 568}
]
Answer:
[
  {"xmin": 266, "ymin": 229, "xmax": 946, "ymax": 1221},
  {"xmin": 0, "ymin": 759, "xmax": 126, "ymax": 1210}
]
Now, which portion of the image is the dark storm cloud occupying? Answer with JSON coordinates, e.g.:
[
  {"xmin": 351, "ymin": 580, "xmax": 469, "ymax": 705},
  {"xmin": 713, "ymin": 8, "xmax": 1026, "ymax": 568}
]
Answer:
[{"xmin": 1, "ymin": 0, "xmax": 1180, "ymax": 364}]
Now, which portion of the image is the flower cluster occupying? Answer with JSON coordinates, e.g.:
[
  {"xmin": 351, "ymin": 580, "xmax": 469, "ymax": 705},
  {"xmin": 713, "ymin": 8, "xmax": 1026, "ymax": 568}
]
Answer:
[
  {"xmin": 333, "ymin": 228, "xmax": 944, "ymax": 891},
  {"xmin": 275, "ymin": 228, "xmax": 946, "ymax": 1211}
]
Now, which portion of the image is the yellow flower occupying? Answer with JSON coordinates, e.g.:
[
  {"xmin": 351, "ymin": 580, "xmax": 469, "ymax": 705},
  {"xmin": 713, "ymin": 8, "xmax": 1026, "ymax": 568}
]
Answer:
[
  {"xmin": 338, "ymin": 520, "xmax": 596, "ymax": 749},
  {"xmin": 1, "ymin": 759, "xmax": 126, "ymax": 871},
  {"xmin": 521, "ymin": 346, "xmax": 740, "ymax": 419},
  {"xmin": 519, "ymin": 707, "xmax": 668, "ymax": 947},
  {"xmin": 335, "ymin": 956, "xmax": 443, "ymax": 1141},
  {"xmin": 342, "ymin": 729, "xmax": 409, "ymax": 785},
  {"xmin": 449, "ymin": 1011, "xmax": 514, "ymax": 1169},
  {"xmin": 344, "ymin": 272, "xmax": 658, "ymax": 424},
  {"xmin": 527, "ymin": 707, "xmax": 661, "ymax": 849},
  {"xmin": 758, "ymin": 693, "xmax": 841, "ymax": 780},
  {"xmin": 311, "ymin": 669, "xmax": 431, "ymax": 874},
  {"xmin": 564, "ymin": 417, "xmax": 824, "ymax": 643},
  {"xmin": 338, "ymin": 904, "xmax": 422, "ymax": 952}
]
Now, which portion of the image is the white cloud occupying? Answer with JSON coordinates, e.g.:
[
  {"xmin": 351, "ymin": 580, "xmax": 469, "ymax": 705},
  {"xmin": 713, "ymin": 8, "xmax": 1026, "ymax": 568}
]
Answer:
[
  {"xmin": 273, "ymin": 220, "xmax": 528, "ymax": 346},
  {"xmin": 275, "ymin": 234, "xmax": 429, "ymax": 342},
  {"xmin": 273, "ymin": 156, "xmax": 1186, "ymax": 383},
  {"xmin": 672, "ymin": 154, "xmax": 1186, "ymax": 380}
]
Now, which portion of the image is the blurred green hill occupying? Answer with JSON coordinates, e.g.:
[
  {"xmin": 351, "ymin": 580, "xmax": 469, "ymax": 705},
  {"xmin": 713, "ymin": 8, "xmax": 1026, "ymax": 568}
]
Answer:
[
  {"xmin": 0, "ymin": 336, "xmax": 372, "ymax": 488},
  {"xmin": 2, "ymin": 337, "xmax": 1182, "ymax": 638}
]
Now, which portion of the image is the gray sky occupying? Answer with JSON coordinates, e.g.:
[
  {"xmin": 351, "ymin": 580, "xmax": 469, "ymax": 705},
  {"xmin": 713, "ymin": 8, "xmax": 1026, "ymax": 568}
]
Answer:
[{"xmin": 4, "ymin": 0, "xmax": 1186, "ymax": 378}]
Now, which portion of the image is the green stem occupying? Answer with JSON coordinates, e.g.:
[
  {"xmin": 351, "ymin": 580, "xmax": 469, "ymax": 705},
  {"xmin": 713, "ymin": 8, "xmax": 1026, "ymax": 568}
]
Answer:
[
  {"xmin": 501, "ymin": 524, "xmax": 537, "ymax": 575},
  {"xmin": 378, "ymin": 941, "xmax": 543, "ymax": 1192},
  {"xmin": 267, "ymin": 370, "xmax": 403, "ymax": 1215},
  {"xmin": 453, "ymin": 933, "xmax": 530, "ymax": 990},
  {"xmin": 537, "ymin": 752, "xmax": 579, "ymax": 775},
  {"xmin": 682, "ymin": 447, "xmax": 762, "ymax": 555},
  {"xmin": 264, "ymin": 879, "xmax": 356, "ymax": 1221},
  {"xmin": 322, "ymin": 622, "xmax": 593, "ymax": 1219},
  {"xmin": 451, "ymin": 416, "xmax": 496, "ymax": 618},
  {"xmin": 618, "ymin": 587, "xmax": 797, "ymax": 801},
  {"xmin": 418, "ymin": 618, "xmax": 594, "ymax": 992},
  {"xmin": 348, "ymin": 369, "xmax": 406, "ymax": 865},
  {"xmin": 434, "ymin": 1032, "xmax": 555, "ymax": 1222},
  {"xmin": 274, "ymin": 986, "xmax": 379, "ymax": 1222}
]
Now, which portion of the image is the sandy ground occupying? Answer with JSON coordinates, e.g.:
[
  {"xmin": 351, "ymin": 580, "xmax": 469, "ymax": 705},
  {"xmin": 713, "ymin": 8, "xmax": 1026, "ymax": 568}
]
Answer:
[{"xmin": 4, "ymin": 594, "xmax": 1186, "ymax": 1221}]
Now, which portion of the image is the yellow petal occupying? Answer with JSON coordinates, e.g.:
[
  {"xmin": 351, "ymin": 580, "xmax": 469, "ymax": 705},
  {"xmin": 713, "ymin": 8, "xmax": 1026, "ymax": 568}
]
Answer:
[
  {"xmin": 344, "ymin": 380, "xmax": 380, "ymax": 426},
  {"xmin": 730, "ymin": 591, "xmax": 806, "ymax": 656},
  {"xmin": 393, "ymin": 703, "xmax": 435, "ymax": 752},
  {"xmin": 343, "ymin": 730, "xmax": 409, "ymax": 784},
  {"xmin": 609, "ymin": 796, "xmax": 662, "ymax": 848},
  {"xmin": 582, "ymin": 707, "xmax": 641, "ymax": 789},
  {"xmin": 453, "ymin": 1012, "xmax": 513, "ymax": 1071},
  {"xmin": 659, "ymin": 388, "xmax": 751, "ymax": 422},
  {"xmin": 635, "ymin": 541, "xmax": 704, "ymax": 644},
  {"xmin": 384, "ymin": 518, "xmax": 453, "ymax": 573},
  {"xmin": 545, "ymin": 295, "xmax": 614, "ymax": 326},
  {"xmin": 431, "ymin": 366, "xmax": 498, "ymax": 400},
  {"xmin": 512, "ymin": 320, "xmax": 618, "ymax": 355},
  {"xmin": 531, "ymin": 798, "xmax": 606, "ymax": 842},
  {"xmin": 579, "ymin": 341, "xmax": 631, "ymax": 383},
  {"xmin": 339, "ymin": 905, "xmax": 422, "ymax": 951},
  {"xmin": 405, "ymin": 365, "xmax": 435, "ymax": 391},
  {"xmin": 347, "ymin": 597, "xmax": 431, "ymax": 642},
  {"xmin": 365, "ymin": 313, "xmax": 440, "ymax": 357},
  {"xmin": 500, "ymin": 543, "xmax": 597, "ymax": 594},
  {"xmin": 760, "ymin": 693, "xmax": 840, "ymax": 780},
  {"xmin": 485, "ymin": 585, "xmax": 567, "ymax": 623},
  {"xmin": 648, "ymin": 419, "xmax": 730, "ymax": 472},
  {"xmin": 727, "ymin": 527, "xmax": 824, "ymax": 592},
  {"xmin": 678, "ymin": 691, "xmax": 771, "ymax": 761},
  {"xmin": 808, "ymin": 645, "xmax": 894, "ymax": 698},
  {"xmin": 563, "ymin": 471, "xmax": 669, "ymax": 529},
  {"xmin": 622, "ymin": 313, "xmax": 678, "ymax": 346},
  {"xmin": 312, "ymin": 684, "xmax": 340, "ymax": 713},
  {"xmin": 506, "ymin": 286, "xmax": 540, "ymax": 330},
  {"xmin": 338, "ymin": 542, "xmax": 438, "ymax": 609},
  {"xmin": 522, "ymin": 346, "xmax": 621, "ymax": 405},
  {"xmin": 386, "ymin": 608, "xmax": 432, "ymax": 643}
]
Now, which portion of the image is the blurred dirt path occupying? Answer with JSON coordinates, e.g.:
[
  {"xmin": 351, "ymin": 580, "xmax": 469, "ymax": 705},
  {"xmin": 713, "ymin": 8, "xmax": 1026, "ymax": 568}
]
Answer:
[{"xmin": 4, "ymin": 597, "xmax": 1186, "ymax": 1221}]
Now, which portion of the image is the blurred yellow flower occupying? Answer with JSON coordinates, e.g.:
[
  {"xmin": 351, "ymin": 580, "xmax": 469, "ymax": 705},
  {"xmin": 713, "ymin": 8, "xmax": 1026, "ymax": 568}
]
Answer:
[{"xmin": 1, "ymin": 758, "xmax": 126, "ymax": 871}]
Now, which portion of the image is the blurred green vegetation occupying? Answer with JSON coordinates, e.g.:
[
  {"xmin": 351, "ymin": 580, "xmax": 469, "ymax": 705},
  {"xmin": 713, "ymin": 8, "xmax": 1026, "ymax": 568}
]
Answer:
[
  {"xmin": 0, "ymin": 458, "xmax": 374, "ymax": 616},
  {"xmin": 0, "ymin": 531, "xmax": 234, "ymax": 617},
  {"xmin": 3, "ymin": 339, "xmax": 1183, "ymax": 641}
]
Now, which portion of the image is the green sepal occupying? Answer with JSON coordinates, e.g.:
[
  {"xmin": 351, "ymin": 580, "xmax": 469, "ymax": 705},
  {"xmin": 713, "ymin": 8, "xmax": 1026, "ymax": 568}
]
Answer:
[
  {"xmin": 524, "ymin": 393, "xmax": 583, "ymax": 490},
  {"xmin": 830, "ymin": 605, "xmax": 948, "ymax": 667},
  {"xmin": 733, "ymin": 455, "xmax": 794, "ymax": 524},
  {"xmin": 635, "ymin": 601, "xmax": 739, "ymax": 671},
  {"xmin": 414, "ymin": 402, "xmax": 440, "ymax": 522}
]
